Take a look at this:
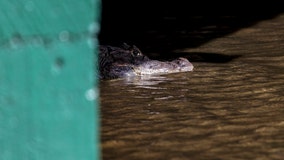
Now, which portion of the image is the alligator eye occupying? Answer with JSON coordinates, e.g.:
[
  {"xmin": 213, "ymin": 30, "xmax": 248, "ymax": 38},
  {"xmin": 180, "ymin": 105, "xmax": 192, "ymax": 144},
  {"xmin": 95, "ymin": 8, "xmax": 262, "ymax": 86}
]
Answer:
[{"xmin": 133, "ymin": 50, "xmax": 142, "ymax": 56}]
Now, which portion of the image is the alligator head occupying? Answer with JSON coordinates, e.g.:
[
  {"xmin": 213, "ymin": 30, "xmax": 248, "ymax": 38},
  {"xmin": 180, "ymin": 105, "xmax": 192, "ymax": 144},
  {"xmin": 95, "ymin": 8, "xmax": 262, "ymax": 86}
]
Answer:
[{"xmin": 99, "ymin": 43, "xmax": 193, "ymax": 79}]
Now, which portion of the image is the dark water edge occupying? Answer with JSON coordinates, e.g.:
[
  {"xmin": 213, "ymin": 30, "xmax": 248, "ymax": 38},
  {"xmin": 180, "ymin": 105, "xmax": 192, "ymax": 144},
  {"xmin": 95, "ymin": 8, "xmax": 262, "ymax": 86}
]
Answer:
[{"xmin": 100, "ymin": 14, "xmax": 284, "ymax": 160}]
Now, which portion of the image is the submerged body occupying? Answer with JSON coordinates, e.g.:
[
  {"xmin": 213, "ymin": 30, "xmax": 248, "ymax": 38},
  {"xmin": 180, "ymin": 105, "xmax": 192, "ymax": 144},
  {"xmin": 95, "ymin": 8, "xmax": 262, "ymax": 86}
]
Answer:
[{"xmin": 99, "ymin": 43, "xmax": 193, "ymax": 79}]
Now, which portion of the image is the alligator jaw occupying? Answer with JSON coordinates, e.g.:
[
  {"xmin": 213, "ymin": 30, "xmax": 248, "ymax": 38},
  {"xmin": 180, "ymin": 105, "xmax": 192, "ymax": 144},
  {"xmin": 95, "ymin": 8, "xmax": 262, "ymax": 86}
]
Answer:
[{"xmin": 134, "ymin": 57, "xmax": 194, "ymax": 75}]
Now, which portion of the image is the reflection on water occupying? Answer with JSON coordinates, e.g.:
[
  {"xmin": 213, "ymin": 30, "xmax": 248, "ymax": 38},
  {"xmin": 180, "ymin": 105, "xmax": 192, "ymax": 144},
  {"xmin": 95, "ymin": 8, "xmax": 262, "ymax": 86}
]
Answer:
[{"xmin": 100, "ymin": 15, "xmax": 284, "ymax": 160}]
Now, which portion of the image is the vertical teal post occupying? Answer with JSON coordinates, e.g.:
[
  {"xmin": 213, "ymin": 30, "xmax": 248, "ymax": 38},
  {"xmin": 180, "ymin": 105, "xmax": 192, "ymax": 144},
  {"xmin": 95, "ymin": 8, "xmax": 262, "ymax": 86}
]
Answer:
[{"xmin": 0, "ymin": 0, "xmax": 100, "ymax": 160}]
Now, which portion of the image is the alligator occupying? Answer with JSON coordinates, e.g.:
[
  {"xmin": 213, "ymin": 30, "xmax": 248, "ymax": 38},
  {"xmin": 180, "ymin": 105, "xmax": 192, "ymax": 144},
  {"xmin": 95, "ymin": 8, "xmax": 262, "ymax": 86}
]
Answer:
[{"xmin": 98, "ymin": 43, "xmax": 193, "ymax": 79}]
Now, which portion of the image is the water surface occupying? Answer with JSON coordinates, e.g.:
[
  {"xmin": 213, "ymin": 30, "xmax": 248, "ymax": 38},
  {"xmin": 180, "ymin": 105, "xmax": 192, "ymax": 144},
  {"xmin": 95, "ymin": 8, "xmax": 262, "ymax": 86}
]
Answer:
[{"xmin": 100, "ymin": 14, "xmax": 284, "ymax": 160}]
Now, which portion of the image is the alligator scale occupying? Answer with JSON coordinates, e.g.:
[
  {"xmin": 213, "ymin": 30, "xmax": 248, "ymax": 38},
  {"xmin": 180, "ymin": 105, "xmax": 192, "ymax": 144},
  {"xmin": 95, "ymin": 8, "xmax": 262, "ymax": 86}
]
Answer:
[{"xmin": 99, "ymin": 43, "xmax": 193, "ymax": 79}]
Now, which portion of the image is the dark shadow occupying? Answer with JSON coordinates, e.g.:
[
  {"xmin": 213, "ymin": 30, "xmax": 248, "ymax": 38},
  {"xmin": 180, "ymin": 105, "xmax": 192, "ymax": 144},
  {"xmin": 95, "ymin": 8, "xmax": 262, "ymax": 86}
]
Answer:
[
  {"xmin": 98, "ymin": 1, "xmax": 284, "ymax": 62},
  {"xmin": 151, "ymin": 52, "xmax": 242, "ymax": 63},
  {"xmin": 185, "ymin": 53, "xmax": 241, "ymax": 63}
]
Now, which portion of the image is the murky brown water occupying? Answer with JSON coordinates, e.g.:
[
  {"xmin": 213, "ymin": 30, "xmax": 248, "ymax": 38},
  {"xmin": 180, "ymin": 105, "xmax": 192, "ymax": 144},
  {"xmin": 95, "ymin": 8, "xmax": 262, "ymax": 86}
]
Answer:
[{"xmin": 100, "ymin": 14, "xmax": 284, "ymax": 160}]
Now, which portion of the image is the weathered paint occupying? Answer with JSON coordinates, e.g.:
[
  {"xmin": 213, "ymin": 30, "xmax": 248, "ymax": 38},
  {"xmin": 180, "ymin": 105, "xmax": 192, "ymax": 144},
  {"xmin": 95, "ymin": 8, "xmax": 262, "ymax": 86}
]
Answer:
[{"xmin": 0, "ymin": 0, "xmax": 101, "ymax": 160}]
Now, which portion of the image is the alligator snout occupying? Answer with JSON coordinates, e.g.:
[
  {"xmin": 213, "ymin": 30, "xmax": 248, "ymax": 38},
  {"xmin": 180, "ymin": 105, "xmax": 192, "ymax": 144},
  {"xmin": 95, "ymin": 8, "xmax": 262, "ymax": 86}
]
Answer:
[{"xmin": 135, "ymin": 58, "xmax": 193, "ymax": 75}]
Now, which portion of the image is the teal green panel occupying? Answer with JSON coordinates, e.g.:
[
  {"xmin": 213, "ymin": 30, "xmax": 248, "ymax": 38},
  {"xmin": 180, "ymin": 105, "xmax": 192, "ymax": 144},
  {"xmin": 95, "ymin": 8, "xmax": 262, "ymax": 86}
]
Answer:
[
  {"xmin": 0, "ymin": 0, "xmax": 100, "ymax": 39},
  {"xmin": 0, "ymin": 0, "xmax": 101, "ymax": 160}
]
